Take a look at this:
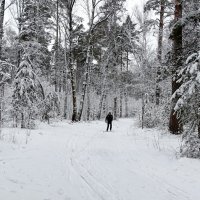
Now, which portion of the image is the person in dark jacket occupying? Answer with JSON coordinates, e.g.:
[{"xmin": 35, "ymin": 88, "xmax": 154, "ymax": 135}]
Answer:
[{"xmin": 105, "ymin": 112, "xmax": 113, "ymax": 131}]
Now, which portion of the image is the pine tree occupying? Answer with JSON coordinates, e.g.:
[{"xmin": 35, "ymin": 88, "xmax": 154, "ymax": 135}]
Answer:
[
  {"xmin": 12, "ymin": 0, "xmax": 51, "ymax": 127},
  {"xmin": 145, "ymin": 0, "xmax": 173, "ymax": 105},
  {"xmin": 12, "ymin": 56, "xmax": 44, "ymax": 128}
]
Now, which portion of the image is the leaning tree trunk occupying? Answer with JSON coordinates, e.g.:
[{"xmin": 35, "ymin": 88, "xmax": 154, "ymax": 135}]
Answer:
[
  {"xmin": 169, "ymin": 0, "xmax": 183, "ymax": 134},
  {"xmin": 155, "ymin": 0, "xmax": 165, "ymax": 106}
]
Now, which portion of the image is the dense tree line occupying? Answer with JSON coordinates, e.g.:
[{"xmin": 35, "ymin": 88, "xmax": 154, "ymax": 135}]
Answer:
[
  {"xmin": 0, "ymin": 0, "xmax": 200, "ymax": 157},
  {"xmin": 0, "ymin": 0, "xmax": 139, "ymax": 128}
]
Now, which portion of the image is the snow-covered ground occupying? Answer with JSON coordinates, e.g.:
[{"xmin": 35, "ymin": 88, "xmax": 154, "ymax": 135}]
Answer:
[{"xmin": 0, "ymin": 118, "xmax": 200, "ymax": 200}]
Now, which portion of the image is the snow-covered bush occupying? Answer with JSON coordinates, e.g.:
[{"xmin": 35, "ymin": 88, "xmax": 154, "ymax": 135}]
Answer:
[
  {"xmin": 40, "ymin": 91, "xmax": 60, "ymax": 123},
  {"xmin": 143, "ymin": 102, "xmax": 170, "ymax": 128},
  {"xmin": 180, "ymin": 132, "xmax": 200, "ymax": 158}
]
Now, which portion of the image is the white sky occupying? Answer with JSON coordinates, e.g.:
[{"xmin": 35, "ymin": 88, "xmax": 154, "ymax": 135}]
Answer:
[{"xmin": 126, "ymin": 0, "xmax": 144, "ymax": 14}]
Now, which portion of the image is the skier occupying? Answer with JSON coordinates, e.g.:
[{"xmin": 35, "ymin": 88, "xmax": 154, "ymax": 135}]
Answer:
[{"xmin": 105, "ymin": 112, "xmax": 113, "ymax": 131}]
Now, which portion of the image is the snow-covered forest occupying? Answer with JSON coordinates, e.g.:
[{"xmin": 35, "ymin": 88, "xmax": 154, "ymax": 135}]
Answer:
[{"xmin": 0, "ymin": 0, "xmax": 200, "ymax": 199}]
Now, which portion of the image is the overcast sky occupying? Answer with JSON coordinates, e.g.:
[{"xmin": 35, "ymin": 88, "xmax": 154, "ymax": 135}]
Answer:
[{"xmin": 126, "ymin": 0, "xmax": 143, "ymax": 14}]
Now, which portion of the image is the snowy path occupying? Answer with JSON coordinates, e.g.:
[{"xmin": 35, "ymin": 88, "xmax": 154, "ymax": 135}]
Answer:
[{"xmin": 1, "ymin": 119, "xmax": 200, "ymax": 200}]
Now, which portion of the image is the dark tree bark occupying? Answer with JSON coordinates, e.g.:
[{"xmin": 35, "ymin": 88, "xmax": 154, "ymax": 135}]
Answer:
[
  {"xmin": 21, "ymin": 113, "xmax": 25, "ymax": 128},
  {"xmin": 64, "ymin": 0, "xmax": 77, "ymax": 121},
  {"xmin": 119, "ymin": 89, "xmax": 123, "ymax": 117},
  {"xmin": 114, "ymin": 97, "xmax": 117, "ymax": 120},
  {"xmin": 169, "ymin": 0, "xmax": 183, "ymax": 134},
  {"xmin": 55, "ymin": 0, "xmax": 59, "ymax": 92}
]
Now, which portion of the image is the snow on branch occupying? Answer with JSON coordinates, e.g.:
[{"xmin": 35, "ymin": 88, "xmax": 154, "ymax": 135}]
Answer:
[{"xmin": 170, "ymin": 11, "xmax": 200, "ymax": 39}]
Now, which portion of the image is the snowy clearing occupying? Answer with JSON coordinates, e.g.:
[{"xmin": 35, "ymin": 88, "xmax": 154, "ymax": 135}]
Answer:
[{"xmin": 0, "ymin": 119, "xmax": 200, "ymax": 200}]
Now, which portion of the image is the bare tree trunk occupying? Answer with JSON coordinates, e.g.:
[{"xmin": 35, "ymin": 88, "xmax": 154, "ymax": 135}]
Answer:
[
  {"xmin": 120, "ymin": 50, "xmax": 123, "ymax": 118},
  {"xmin": 54, "ymin": 0, "xmax": 59, "ymax": 92},
  {"xmin": 87, "ymin": 86, "xmax": 90, "ymax": 121},
  {"xmin": 155, "ymin": 0, "xmax": 165, "ymax": 106},
  {"xmin": 157, "ymin": 0, "xmax": 165, "ymax": 63},
  {"xmin": 169, "ymin": 0, "xmax": 183, "ymax": 134},
  {"xmin": 17, "ymin": 0, "xmax": 25, "ymax": 69},
  {"xmin": 77, "ymin": 45, "xmax": 91, "ymax": 121},
  {"xmin": 0, "ymin": 0, "xmax": 5, "ymax": 58},
  {"xmin": 63, "ymin": 31, "xmax": 68, "ymax": 119},
  {"xmin": 119, "ymin": 89, "xmax": 123, "ymax": 118},
  {"xmin": 70, "ymin": 62, "xmax": 77, "ymax": 121},
  {"xmin": 124, "ymin": 89, "xmax": 128, "ymax": 117},
  {"xmin": 126, "ymin": 50, "xmax": 129, "ymax": 71},
  {"xmin": 103, "ymin": 94, "xmax": 107, "ymax": 117},
  {"xmin": 114, "ymin": 97, "xmax": 117, "ymax": 120},
  {"xmin": 98, "ymin": 91, "xmax": 106, "ymax": 120},
  {"xmin": 67, "ymin": 1, "xmax": 77, "ymax": 122},
  {"xmin": 21, "ymin": 112, "xmax": 25, "ymax": 128},
  {"xmin": 142, "ymin": 94, "xmax": 145, "ymax": 129},
  {"xmin": 0, "ymin": 0, "xmax": 5, "ymax": 130},
  {"xmin": 198, "ymin": 120, "xmax": 200, "ymax": 138}
]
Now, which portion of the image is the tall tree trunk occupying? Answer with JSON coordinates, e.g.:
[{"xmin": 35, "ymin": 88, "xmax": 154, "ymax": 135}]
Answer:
[
  {"xmin": 126, "ymin": 50, "xmax": 129, "ymax": 71},
  {"xmin": 142, "ymin": 94, "xmax": 145, "ymax": 129},
  {"xmin": 69, "ymin": 8, "xmax": 77, "ymax": 121},
  {"xmin": 98, "ymin": 92, "xmax": 106, "ymax": 120},
  {"xmin": 155, "ymin": 0, "xmax": 165, "ymax": 106},
  {"xmin": 114, "ymin": 97, "xmax": 117, "ymax": 120},
  {"xmin": 77, "ymin": 45, "xmax": 91, "ymax": 121},
  {"xmin": 0, "ymin": 0, "xmax": 5, "ymax": 130},
  {"xmin": 198, "ymin": 119, "xmax": 200, "ymax": 138},
  {"xmin": 63, "ymin": 33, "xmax": 68, "ymax": 119},
  {"xmin": 124, "ymin": 89, "xmax": 128, "ymax": 117},
  {"xmin": 21, "ymin": 112, "xmax": 25, "ymax": 128},
  {"xmin": 17, "ymin": 0, "xmax": 25, "ymax": 68},
  {"xmin": 119, "ymin": 89, "xmax": 123, "ymax": 117},
  {"xmin": 157, "ymin": 0, "xmax": 165, "ymax": 63},
  {"xmin": 70, "ymin": 61, "xmax": 77, "ymax": 121},
  {"xmin": 0, "ymin": 0, "xmax": 5, "ymax": 58},
  {"xmin": 55, "ymin": 0, "xmax": 59, "ymax": 92},
  {"xmin": 77, "ymin": 0, "xmax": 96, "ymax": 121},
  {"xmin": 119, "ymin": 50, "xmax": 123, "ymax": 118},
  {"xmin": 169, "ymin": 0, "xmax": 183, "ymax": 134},
  {"xmin": 87, "ymin": 86, "xmax": 90, "ymax": 121}
]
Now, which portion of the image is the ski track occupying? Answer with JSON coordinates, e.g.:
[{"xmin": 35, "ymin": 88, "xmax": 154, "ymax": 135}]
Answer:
[{"xmin": 0, "ymin": 119, "xmax": 200, "ymax": 200}]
